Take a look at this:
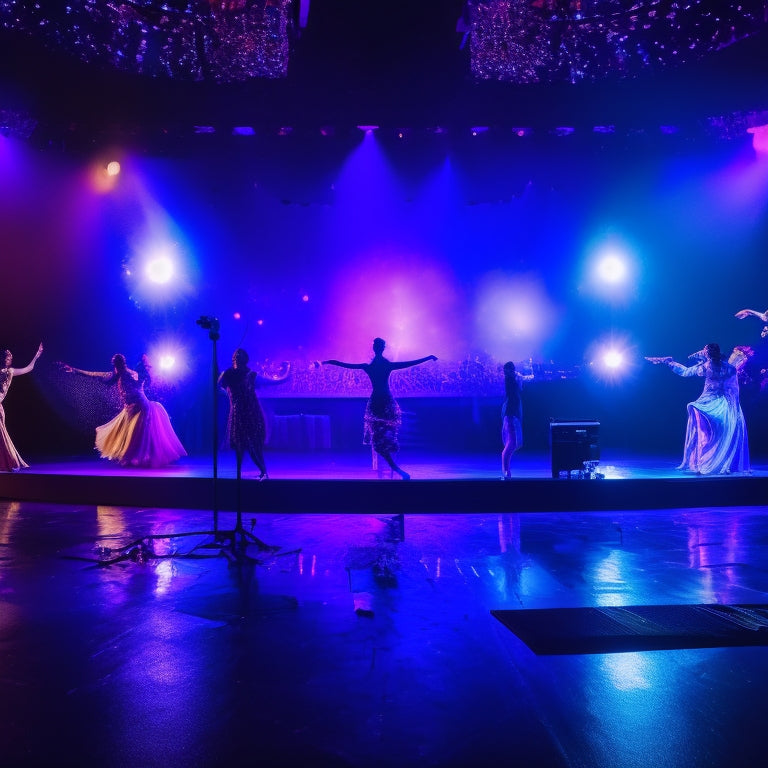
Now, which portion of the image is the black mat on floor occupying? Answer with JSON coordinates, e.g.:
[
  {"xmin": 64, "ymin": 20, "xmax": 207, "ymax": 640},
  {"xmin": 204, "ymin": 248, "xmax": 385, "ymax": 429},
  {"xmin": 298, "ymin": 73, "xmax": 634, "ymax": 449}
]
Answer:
[{"xmin": 492, "ymin": 604, "xmax": 768, "ymax": 655}]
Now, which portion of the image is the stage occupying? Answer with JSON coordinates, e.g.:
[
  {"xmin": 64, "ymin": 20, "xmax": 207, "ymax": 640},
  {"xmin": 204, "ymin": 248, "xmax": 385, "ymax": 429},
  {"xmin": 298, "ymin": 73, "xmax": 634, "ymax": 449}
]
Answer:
[{"xmin": 2, "ymin": 451, "xmax": 765, "ymax": 513}]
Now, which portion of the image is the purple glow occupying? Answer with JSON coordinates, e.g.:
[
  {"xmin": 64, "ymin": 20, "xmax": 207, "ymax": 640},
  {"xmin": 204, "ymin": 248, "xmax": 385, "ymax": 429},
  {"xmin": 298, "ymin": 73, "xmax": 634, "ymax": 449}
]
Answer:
[
  {"xmin": 748, "ymin": 124, "xmax": 768, "ymax": 154},
  {"xmin": 474, "ymin": 273, "xmax": 560, "ymax": 362}
]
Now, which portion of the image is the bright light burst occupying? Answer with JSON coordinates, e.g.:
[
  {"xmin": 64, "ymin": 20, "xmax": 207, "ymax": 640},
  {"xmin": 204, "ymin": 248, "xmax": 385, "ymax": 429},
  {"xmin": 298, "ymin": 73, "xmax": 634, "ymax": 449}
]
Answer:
[
  {"xmin": 145, "ymin": 254, "xmax": 175, "ymax": 284},
  {"xmin": 587, "ymin": 335, "xmax": 637, "ymax": 382}
]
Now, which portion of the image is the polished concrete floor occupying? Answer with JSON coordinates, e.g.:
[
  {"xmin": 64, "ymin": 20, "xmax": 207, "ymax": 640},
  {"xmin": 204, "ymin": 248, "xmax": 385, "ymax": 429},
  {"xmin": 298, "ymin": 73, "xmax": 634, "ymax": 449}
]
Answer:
[{"xmin": 2, "ymin": 500, "xmax": 768, "ymax": 767}]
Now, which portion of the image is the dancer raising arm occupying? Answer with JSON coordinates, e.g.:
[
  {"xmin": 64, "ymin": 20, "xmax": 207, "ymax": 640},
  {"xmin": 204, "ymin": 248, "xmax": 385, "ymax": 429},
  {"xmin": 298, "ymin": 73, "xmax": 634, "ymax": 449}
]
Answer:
[
  {"xmin": 61, "ymin": 353, "xmax": 186, "ymax": 468},
  {"xmin": 645, "ymin": 343, "xmax": 749, "ymax": 475},
  {"xmin": 500, "ymin": 360, "xmax": 534, "ymax": 479},
  {"xmin": 0, "ymin": 343, "xmax": 43, "ymax": 472},
  {"xmin": 735, "ymin": 307, "xmax": 768, "ymax": 338},
  {"xmin": 323, "ymin": 338, "xmax": 437, "ymax": 480},
  {"xmin": 218, "ymin": 348, "xmax": 291, "ymax": 481}
]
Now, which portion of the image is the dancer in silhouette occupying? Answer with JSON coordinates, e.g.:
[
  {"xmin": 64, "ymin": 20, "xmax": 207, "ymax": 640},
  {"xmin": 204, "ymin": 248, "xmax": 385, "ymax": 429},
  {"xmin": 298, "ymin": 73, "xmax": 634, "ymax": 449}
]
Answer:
[
  {"xmin": 323, "ymin": 338, "xmax": 437, "ymax": 479},
  {"xmin": 500, "ymin": 360, "xmax": 534, "ymax": 479},
  {"xmin": 0, "ymin": 343, "xmax": 43, "ymax": 471},
  {"xmin": 218, "ymin": 348, "xmax": 290, "ymax": 480}
]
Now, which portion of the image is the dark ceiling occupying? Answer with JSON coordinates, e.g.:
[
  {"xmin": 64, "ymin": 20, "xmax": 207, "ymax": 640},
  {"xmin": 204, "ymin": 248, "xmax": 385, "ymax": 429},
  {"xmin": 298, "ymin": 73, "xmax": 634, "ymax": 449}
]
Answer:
[{"xmin": 1, "ymin": 0, "xmax": 767, "ymax": 144}]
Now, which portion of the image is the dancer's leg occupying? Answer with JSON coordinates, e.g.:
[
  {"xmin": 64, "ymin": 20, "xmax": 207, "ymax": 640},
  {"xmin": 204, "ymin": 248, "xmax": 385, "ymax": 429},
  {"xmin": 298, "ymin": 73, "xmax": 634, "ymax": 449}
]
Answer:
[
  {"xmin": 249, "ymin": 449, "xmax": 268, "ymax": 479},
  {"xmin": 379, "ymin": 450, "xmax": 410, "ymax": 480}
]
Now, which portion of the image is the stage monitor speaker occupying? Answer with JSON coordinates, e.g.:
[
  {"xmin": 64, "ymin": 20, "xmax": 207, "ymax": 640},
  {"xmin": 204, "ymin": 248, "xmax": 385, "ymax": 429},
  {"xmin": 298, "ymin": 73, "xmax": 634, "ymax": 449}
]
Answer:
[{"xmin": 549, "ymin": 420, "xmax": 600, "ymax": 478}]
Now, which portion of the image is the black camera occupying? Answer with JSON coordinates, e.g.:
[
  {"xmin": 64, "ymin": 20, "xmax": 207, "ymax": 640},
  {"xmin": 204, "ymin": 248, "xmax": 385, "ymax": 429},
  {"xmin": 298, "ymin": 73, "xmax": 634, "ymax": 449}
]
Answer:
[{"xmin": 196, "ymin": 315, "xmax": 220, "ymax": 332}]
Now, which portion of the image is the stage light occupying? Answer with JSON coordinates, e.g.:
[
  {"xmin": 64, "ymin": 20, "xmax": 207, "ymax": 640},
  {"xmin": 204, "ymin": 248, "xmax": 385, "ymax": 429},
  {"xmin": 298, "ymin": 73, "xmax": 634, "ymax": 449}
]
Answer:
[
  {"xmin": 106, "ymin": 160, "xmax": 121, "ymax": 176},
  {"xmin": 587, "ymin": 336, "xmax": 637, "ymax": 382},
  {"xmin": 357, "ymin": 125, "xmax": 379, "ymax": 133},
  {"xmin": 603, "ymin": 349, "xmax": 624, "ymax": 369},
  {"xmin": 159, "ymin": 354, "xmax": 176, "ymax": 371},
  {"xmin": 145, "ymin": 256, "xmax": 174, "ymax": 284},
  {"xmin": 233, "ymin": 311, "xmax": 242, "ymax": 320},
  {"xmin": 471, "ymin": 126, "xmax": 489, "ymax": 136},
  {"xmin": 596, "ymin": 253, "xmax": 627, "ymax": 284},
  {"xmin": 232, "ymin": 126, "xmax": 255, "ymax": 136},
  {"xmin": 302, "ymin": 294, "xmax": 309, "ymax": 302}
]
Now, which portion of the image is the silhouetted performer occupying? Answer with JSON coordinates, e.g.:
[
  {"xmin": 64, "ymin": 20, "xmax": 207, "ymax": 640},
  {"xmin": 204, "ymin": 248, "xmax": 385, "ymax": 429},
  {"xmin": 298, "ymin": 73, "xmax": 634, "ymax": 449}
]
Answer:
[
  {"xmin": 218, "ymin": 348, "xmax": 290, "ymax": 480},
  {"xmin": 0, "ymin": 343, "xmax": 43, "ymax": 472},
  {"xmin": 501, "ymin": 360, "xmax": 534, "ymax": 479},
  {"xmin": 323, "ymin": 338, "xmax": 437, "ymax": 480},
  {"xmin": 61, "ymin": 353, "xmax": 186, "ymax": 468},
  {"xmin": 646, "ymin": 343, "xmax": 749, "ymax": 475}
]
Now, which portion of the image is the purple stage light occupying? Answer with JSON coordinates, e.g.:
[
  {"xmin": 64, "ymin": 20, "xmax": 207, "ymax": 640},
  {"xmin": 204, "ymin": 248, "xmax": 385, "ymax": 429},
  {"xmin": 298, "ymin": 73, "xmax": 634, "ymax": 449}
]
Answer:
[{"xmin": 747, "ymin": 124, "xmax": 768, "ymax": 154}]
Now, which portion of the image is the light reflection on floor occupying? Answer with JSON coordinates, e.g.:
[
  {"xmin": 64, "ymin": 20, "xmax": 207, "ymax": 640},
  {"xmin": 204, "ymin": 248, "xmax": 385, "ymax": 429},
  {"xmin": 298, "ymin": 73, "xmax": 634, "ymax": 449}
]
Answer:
[{"xmin": 1, "ymin": 501, "xmax": 768, "ymax": 767}]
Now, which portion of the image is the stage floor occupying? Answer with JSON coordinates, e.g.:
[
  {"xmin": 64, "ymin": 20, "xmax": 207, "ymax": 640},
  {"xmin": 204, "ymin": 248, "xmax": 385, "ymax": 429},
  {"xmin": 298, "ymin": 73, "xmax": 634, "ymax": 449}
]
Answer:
[
  {"xmin": 1, "ymin": 451, "xmax": 766, "ymax": 513},
  {"xmin": 2, "ymin": 499, "xmax": 768, "ymax": 767}
]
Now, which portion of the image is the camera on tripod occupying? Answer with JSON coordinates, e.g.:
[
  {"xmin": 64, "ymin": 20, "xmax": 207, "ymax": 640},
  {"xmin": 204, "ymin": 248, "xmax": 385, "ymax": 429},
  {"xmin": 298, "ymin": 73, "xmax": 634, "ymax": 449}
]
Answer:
[
  {"xmin": 196, "ymin": 315, "xmax": 220, "ymax": 340},
  {"xmin": 196, "ymin": 315, "xmax": 220, "ymax": 332}
]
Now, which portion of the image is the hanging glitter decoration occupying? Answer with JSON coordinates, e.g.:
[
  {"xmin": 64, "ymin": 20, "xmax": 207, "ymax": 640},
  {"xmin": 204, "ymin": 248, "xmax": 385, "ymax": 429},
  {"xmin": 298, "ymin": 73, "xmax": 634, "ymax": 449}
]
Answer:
[
  {"xmin": 0, "ymin": 0, "xmax": 294, "ymax": 82},
  {"xmin": 468, "ymin": 0, "xmax": 767, "ymax": 84}
]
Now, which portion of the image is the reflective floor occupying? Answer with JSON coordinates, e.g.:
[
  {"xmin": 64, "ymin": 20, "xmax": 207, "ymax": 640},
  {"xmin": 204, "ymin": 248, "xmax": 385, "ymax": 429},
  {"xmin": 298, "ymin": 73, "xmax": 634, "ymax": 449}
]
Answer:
[{"xmin": 2, "ymin": 501, "xmax": 768, "ymax": 767}]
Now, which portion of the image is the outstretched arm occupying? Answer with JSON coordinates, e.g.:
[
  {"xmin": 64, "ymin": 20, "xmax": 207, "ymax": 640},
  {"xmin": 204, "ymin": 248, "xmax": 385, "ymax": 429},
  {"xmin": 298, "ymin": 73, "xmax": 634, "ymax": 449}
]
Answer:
[
  {"xmin": 59, "ymin": 362, "xmax": 112, "ymax": 380},
  {"xmin": 389, "ymin": 355, "xmax": 438, "ymax": 371},
  {"xmin": 10, "ymin": 343, "xmax": 43, "ymax": 376},
  {"xmin": 735, "ymin": 308, "xmax": 768, "ymax": 322},
  {"xmin": 322, "ymin": 360, "xmax": 367, "ymax": 370},
  {"xmin": 645, "ymin": 356, "xmax": 700, "ymax": 376}
]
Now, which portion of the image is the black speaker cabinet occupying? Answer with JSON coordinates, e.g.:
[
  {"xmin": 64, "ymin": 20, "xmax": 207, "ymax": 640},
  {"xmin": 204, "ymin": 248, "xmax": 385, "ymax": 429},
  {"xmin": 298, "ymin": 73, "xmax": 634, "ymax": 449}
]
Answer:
[{"xmin": 549, "ymin": 420, "xmax": 600, "ymax": 478}]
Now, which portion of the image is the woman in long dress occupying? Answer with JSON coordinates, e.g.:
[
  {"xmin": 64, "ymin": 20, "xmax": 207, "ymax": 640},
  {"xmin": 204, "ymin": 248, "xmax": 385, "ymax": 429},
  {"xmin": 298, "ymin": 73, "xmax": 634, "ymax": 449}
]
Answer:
[
  {"xmin": 0, "ymin": 343, "xmax": 43, "ymax": 471},
  {"xmin": 647, "ymin": 343, "xmax": 749, "ymax": 475},
  {"xmin": 501, "ymin": 360, "xmax": 534, "ymax": 479},
  {"xmin": 323, "ymin": 338, "xmax": 437, "ymax": 480},
  {"xmin": 218, "ymin": 348, "xmax": 291, "ymax": 480},
  {"xmin": 62, "ymin": 353, "xmax": 186, "ymax": 467}
]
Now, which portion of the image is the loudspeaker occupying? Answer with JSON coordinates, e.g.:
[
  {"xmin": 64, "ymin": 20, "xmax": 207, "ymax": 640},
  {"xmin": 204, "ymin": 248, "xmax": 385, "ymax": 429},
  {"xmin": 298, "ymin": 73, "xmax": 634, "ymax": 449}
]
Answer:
[{"xmin": 549, "ymin": 420, "xmax": 600, "ymax": 478}]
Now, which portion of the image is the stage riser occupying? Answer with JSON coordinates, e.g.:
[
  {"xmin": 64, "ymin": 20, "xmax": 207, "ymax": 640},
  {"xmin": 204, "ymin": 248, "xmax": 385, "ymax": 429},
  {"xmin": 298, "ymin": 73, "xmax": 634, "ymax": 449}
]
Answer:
[{"xmin": 2, "ymin": 473, "xmax": 766, "ymax": 513}]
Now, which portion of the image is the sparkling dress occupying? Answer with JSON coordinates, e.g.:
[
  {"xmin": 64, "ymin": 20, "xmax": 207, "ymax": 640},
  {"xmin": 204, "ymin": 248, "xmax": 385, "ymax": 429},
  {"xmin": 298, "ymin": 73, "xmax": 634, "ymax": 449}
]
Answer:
[
  {"xmin": 363, "ymin": 393, "xmax": 402, "ymax": 455},
  {"xmin": 95, "ymin": 369, "xmax": 187, "ymax": 467},
  {"xmin": 219, "ymin": 367, "xmax": 267, "ymax": 455},
  {"xmin": 670, "ymin": 359, "xmax": 750, "ymax": 475},
  {"xmin": 0, "ymin": 368, "xmax": 28, "ymax": 471}
]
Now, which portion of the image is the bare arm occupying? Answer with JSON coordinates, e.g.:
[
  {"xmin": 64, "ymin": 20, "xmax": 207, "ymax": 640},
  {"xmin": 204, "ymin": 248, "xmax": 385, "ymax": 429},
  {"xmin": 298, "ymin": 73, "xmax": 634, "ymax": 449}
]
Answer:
[
  {"xmin": 322, "ymin": 360, "xmax": 367, "ymax": 370},
  {"xmin": 10, "ymin": 343, "xmax": 43, "ymax": 376},
  {"xmin": 59, "ymin": 363, "xmax": 112, "ymax": 380},
  {"xmin": 735, "ymin": 308, "xmax": 768, "ymax": 322},
  {"xmin": 389, "ymin": 355, "xmax": 438, "ymax": 371}
]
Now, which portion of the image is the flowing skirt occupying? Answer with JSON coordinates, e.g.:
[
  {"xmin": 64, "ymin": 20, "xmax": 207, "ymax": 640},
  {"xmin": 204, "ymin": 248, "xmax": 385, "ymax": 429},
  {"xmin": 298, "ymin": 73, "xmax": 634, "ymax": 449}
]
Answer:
[
  {"xmin": 363, "ymin": 397, "xmax": 402, "ymax": 455},
  {"xmin": 0, "ymin": 404, "xmax": 28, "ymax": 472},
  {"xmin": 95, "ymin": 399, "xmax": 187, "ymax": 468},
  {"xmin": 677, "ymin": 392, "xmax": 750, "ymax": 475}
]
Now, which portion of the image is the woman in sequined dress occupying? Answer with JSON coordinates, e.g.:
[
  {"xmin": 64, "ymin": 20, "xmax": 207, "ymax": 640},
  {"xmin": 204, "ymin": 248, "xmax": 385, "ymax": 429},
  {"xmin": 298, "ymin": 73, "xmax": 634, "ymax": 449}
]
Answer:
[
  {"xmin": 218, "ymin": 348, "xmax": 291, "ymax": 480},
  {"xmin": 323, "ymin": 338, "xmax": 437, "ymax": 480},
  {"xmin": 0, "ymin": 343, "xmax": 43, "ymax": 471}
]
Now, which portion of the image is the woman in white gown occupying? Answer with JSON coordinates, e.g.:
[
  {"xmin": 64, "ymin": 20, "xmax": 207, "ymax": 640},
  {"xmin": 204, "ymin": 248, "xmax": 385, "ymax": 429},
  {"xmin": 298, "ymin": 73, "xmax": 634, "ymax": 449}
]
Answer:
[
  {"xmin": 62, "ymin": 353, "xmax": 186, "ymax": 467},
  {"xmin": 0, "ymin": 343, "xmax": 43, "ymax": 471},
  {"xmin": 647, "ymin": 343, "xmax": 749, "ymax": 475}
]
